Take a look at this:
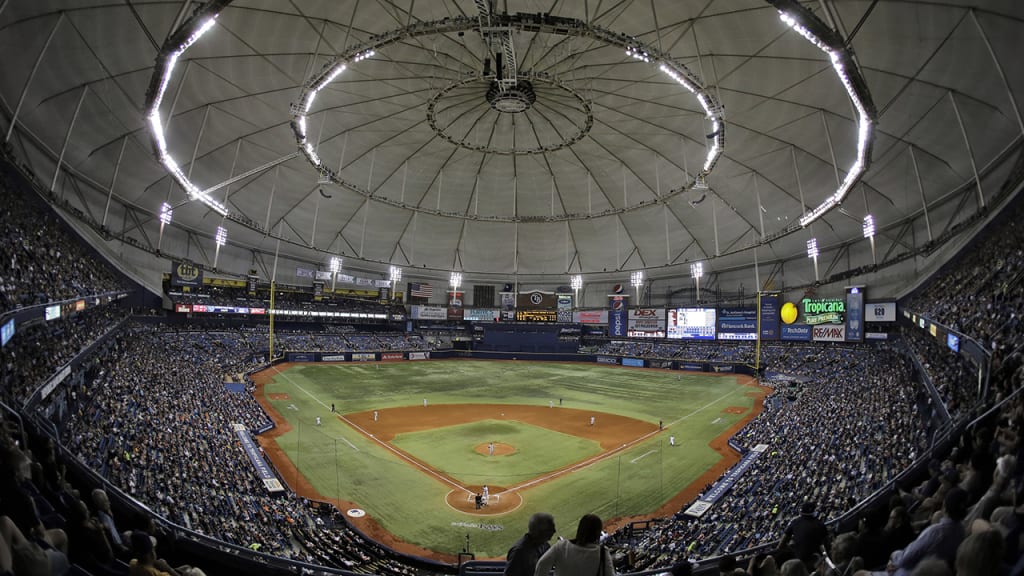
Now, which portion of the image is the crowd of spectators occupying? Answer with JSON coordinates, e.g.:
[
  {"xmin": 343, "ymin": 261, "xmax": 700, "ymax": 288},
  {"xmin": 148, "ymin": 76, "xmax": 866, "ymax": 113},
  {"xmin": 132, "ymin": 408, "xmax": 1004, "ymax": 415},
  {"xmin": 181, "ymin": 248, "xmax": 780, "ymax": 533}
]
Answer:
[
  {"xmin": 237, "ymin": 329, "xmax": 429, "ymax": 353},
  {"xmin": 61, "ymin": 324, "xmax": 427, "ymax": 576},
  {"xmin": 595, "ymin": 340, "xmax": 756, "ymax": 364},
  {"xmin": 635, "ymin": 373, "xmax": 1023, "ymax": 576},
  {"xmin": 902, "ymin": 328, "xmax": 982, "ymax": 423},
  {"xmin": 0, "ymin": 304, "xmax": 128, "ymax": 407},
  {"xmin": 609, "ymin": 345, "xmax": 935, "ymax": 571},
  {"xmin": 0, "ymin": 160, "xmax": 128, "ymax": 314},
  {"xmin": 168, "ymin": 284, "xmax": 404, "ymax": 319},
  {"xmin": 908, "ymin": 196, "xmax": 1024, "ymax": 400}
]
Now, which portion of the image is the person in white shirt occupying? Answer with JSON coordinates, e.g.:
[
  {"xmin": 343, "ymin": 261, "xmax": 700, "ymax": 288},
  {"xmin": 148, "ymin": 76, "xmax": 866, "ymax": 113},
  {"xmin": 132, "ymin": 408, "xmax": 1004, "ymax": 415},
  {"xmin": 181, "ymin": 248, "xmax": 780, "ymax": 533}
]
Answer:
[{"xmin": 534, "ymin": 514, "xmax": 614, "ymax": 576}]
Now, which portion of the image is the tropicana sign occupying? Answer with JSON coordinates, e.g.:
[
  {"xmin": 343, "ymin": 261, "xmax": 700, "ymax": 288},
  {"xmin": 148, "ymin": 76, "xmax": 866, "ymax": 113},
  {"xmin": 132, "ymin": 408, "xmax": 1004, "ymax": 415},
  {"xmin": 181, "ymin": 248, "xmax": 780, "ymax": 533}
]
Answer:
[{"xmin": 801, "ymin": 298, "xmax": 845, "ymax": 325}]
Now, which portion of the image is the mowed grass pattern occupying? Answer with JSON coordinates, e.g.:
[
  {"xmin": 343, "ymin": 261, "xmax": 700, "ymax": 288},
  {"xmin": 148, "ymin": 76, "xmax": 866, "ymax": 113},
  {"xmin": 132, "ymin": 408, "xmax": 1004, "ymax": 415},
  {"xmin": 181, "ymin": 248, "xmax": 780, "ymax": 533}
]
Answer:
[
  {"xmin": 391, "ymin": 420, "xmax": 602, "ymax": 486},
  {"xmin": 262, "ymin": 360, "xmax": 756, "ymax": 557}
]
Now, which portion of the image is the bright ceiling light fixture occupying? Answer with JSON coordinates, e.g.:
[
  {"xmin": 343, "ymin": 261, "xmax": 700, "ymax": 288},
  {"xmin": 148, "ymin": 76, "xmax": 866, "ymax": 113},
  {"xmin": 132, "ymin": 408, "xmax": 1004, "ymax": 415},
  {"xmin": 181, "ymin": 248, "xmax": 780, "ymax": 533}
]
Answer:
[
  {"xmin": 570, "ymin": 274, "xmax": 583, "ymax": 291},
  {"xmin": 767, "ymin": 0, "xmax": 877, "ymax": 229},
  {"xmin": 144, "ymin": 4, "xmax": 227, "ymax": 216},
  {"xmin": 862, "ymin": 214, "xmax": 876, "ymax": 239}
]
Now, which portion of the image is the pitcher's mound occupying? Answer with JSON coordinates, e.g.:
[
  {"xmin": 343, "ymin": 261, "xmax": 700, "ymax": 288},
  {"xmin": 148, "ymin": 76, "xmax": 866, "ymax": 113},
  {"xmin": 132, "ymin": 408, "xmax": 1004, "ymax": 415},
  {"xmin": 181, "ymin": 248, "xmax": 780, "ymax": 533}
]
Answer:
[
  {"xmin": 446, "ymin": 486, "xmax": 523, "ymax": 515},
  {"xmin": 474, "ymin": 442, "xmax": 516, "ymax": 456}
]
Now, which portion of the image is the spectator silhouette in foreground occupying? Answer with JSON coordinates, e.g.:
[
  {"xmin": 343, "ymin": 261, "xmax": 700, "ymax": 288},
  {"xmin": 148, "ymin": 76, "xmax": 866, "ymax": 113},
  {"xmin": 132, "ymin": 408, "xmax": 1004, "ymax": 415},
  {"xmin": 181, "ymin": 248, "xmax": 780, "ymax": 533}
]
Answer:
[
  {"xmin": 857, "ymin": 487, "xmax": 968, "ymax": 576},
  {"xmin": 128, "ymin": 531, "xmax": 205, "ymax": 576},
  {"xmin": 504, "ymin": 512, "xmax": 556, "ymax": 576},
  {"xmin": 780, "ymin": 501, "xmax": 828, "ymax": 570},
  {"xmin": 534, "ymin": 514, "xmax": 614, "ymax": 576}
]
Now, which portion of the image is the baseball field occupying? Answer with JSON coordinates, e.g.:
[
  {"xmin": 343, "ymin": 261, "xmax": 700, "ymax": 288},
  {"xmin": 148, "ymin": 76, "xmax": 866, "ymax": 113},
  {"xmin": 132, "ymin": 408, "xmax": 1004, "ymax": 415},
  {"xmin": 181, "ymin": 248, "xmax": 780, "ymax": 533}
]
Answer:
[{"xmin": 252, "ymin": 360, "xmax": 765, "ymax": 561}]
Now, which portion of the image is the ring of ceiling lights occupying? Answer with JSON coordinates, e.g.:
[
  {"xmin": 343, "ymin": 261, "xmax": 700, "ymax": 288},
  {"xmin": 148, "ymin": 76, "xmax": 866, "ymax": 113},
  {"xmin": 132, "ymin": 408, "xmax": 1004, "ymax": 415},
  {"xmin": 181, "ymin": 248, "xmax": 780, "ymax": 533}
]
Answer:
[
  {"xmin": 424, "ymin": 72, "xmax": 593, "ymax": 155},
  {"xmin": 144, "ymin": 0, "xmax": 874, "ymax": 267},
  {"xmin": 287, "ymin": 13, "xmax": 726, "ymax": 224}
]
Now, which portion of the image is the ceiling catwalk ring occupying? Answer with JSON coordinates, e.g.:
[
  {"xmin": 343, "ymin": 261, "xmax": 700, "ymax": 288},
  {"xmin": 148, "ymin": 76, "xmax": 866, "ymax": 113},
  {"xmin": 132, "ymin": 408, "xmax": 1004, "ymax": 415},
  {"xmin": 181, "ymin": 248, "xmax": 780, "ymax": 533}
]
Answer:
[
  {"xmin": 425, "ymin": 72, "xmax": 593, "ymax": 155},
  {"xmin": 288, "ymin": 12, "xmax": 726, "ymax": 222}
]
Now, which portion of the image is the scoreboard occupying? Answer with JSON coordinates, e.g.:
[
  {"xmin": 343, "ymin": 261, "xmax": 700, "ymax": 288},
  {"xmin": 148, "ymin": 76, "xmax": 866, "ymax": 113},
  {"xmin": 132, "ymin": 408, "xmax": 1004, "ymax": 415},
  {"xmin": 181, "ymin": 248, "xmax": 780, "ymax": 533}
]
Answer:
[
  {"xmin": 667, "ymin": 307, "xmax": 717, "ymax": 340},
  {"xmin": 515, "ymin": 309, "xmax": 557, "ymax": 322}
]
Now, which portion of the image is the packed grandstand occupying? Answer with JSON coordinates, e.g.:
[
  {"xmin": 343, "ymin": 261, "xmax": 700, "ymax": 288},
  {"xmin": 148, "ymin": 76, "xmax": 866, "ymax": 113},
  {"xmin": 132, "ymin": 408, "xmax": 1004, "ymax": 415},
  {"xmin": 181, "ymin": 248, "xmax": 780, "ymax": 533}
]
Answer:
[
  {"xmin": 3, "ymin": 0, "xmax": 1024, "ymax": 573},
  {"xmin": 2, "ymin": 140, "xmax": 1023, "ymax": 576}
]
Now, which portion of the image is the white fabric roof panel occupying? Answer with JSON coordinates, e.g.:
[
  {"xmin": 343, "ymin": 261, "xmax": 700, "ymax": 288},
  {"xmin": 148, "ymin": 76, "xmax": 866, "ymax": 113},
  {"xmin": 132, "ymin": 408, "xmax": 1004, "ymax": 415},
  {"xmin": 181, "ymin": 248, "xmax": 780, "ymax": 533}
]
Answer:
[{"xmin": 0, "ymin": 1, "xmax": 1021, "ymax": 289}]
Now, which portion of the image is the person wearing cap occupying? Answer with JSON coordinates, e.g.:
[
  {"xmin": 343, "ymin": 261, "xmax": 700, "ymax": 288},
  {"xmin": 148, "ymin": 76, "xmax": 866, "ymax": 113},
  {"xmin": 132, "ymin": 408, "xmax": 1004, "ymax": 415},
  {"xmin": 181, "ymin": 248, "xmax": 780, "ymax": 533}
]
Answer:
[{"xmin": 780, "ymin": 501, "xmax": 828, "ymax": 570}]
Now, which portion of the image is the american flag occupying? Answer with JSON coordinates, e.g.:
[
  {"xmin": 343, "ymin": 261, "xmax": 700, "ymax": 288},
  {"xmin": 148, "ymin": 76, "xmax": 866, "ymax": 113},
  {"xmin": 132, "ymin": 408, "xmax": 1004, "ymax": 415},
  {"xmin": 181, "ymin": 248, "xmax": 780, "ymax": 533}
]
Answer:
[{"xmin": 409, "ymin": 282, "xmax": 433, "ymax": 298}]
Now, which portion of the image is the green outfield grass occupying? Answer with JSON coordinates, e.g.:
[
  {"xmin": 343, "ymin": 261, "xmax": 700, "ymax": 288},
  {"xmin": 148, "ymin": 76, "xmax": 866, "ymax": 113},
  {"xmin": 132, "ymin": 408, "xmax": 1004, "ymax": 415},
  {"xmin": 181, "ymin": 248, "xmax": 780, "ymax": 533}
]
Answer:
[
  {"xmin": 261, "ymin": 360, "xmax": 757, "ymax": 558},
  {"xmin": 391, "ymin": 419, "xmax": 603, "ymax": 486}
]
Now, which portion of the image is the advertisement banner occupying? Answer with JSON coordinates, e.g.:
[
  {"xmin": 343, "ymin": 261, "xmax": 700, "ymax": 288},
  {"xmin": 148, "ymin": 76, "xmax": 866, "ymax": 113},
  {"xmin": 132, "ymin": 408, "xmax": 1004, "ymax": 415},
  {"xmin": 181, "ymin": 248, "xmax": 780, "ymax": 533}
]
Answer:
[
  {"xmin": 1, "ymin": 319, "xmax": 14, "ymax": 348},
  {"xmin": 232, "ymin": 424, "xmax": 285, "ymax": 493},
  {"xmin": 622, "ymin": 358, "xmax": 645, "ymax": 367},
  {"xmin": 596, "ymin": 356, "xmax": 620, "ymax": 365},
  {"xmin": 574, "ymin": 310, "xmax": 608, "ymax": 324},
  {"xmin": 315, "ymin": 270, "xmax": 333, "ymax": 281},
  {"xmin": 801, "ymin": 298, "xmax": 846, "ymax": 325},
  {"xmin": 171, "ymin": 261, "xmax": 203, "ymax": 287},
  {"xmin": 865, "ymin": 332, "xmax": 889, "ymax": 340},
  {"xmin": 175, "ymin": 304, "xmax": 192, "ymax": 313},
  {"xmin": 947, "ymin": 333, "xmax": 960, "ymax": 352},
  {"xmin": 321, "ymin": 355, "xmax": 347, "ymax": 362},
  {"xmin": 680, "ymin": 363, "xmax": 704, "ymax": 371},
  {"xmin": 711, "ymin": 365, "xmax": 735, "ymax": 373},
  {"xmin": 717, "ymin": 307, "xmax": 757, "ymax": 340},
  {"xmin": 781, "ymin": 324, "xmax": 812, "ymax": 341},
  {"xmin": 411, "ymin": 305, "xmax": 447, "ymax": 320},
  {"xmin": 759, "ymin": 294, "xmax": 780, "ymax": 340},
  {"xmin": 500, "ymin": 292, "xmax": 515, "ymax": 311},
  {"xmin": 557, "ymin": 295, "xmax": 573, "ymax": 323},
  {"xmin": 812, "ymin": 324, "xmax": 847, "ymax": 342},
  {"xmin": 867, "ymin": 301, "xmax": 897, "ymax": 322},
  {"xmin": 447, "ymin": 307, "xmax": 464, "ymax": 320},
  {"xmin": 685, "ymin": 444, "xmax": 767, "ymax": 517},
  {"xmin": 464, "ymin": 309, "xmax": 498, "ymax": 322},
  {"xmin": 374, "ymin": 279, "xmax": 391, "ymax": 288},
  {"xmin": 449, "ymin": 291, "xmax": 464, "ymax": 307},
  {"xmin": 408, "ymin": 352, "xmax": 430, "ymax": 360},
  {"xmin": 288, "ymin": 353, "xmax": 316, "ymax": 362},
  {"xmin": 608, "ymin": 296, "xmax": 629, "ymax": 337},
  {"xmin": 628, "ymin": 309, "xmax": 666, "ymax": 337},
  {"xmin": 296, "ymin": 267, "xmax": 315, "ymax": 279},
  {"xmin": 846, "ymin": 287, "xmax": 865, "ymax": 341},
  {"xmin": 381, "ymin": 352, "xmax": 404, "ymax": 361},
  {"xmin": 352, "ymin": 353, "xmax": 376, "ymax": 362}
]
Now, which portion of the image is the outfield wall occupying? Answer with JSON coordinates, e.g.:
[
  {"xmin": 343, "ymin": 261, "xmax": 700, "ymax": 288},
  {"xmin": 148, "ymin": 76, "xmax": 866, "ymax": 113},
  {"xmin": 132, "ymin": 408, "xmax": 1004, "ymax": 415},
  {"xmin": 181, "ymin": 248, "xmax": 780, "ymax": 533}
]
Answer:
[{"xmin": 283, "ymin": 348, "xmax": 757, "ymax": 376}]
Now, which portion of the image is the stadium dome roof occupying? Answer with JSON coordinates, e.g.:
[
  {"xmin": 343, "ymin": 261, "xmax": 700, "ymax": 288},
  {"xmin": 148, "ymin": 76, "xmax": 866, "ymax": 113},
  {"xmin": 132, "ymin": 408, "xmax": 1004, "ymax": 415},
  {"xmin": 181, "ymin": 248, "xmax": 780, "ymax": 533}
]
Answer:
[{"xmin": 2, "ymin": 1, "xmax": 1022, "ymax": 293}]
